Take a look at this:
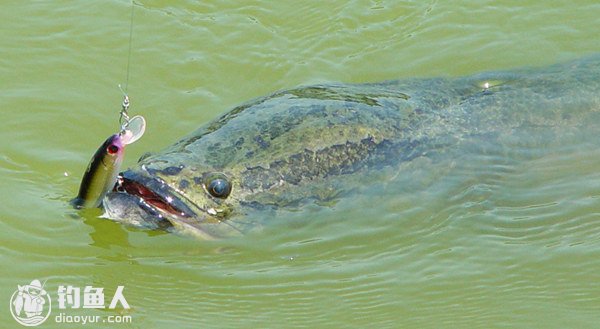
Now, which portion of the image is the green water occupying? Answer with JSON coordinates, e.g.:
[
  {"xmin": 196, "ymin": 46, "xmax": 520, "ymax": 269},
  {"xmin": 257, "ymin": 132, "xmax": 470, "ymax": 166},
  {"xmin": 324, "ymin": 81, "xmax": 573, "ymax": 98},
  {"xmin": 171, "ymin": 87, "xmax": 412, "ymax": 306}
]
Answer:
[{"xmin": 2, "ymin": 1, "xmax": 600, "ymax": 328}]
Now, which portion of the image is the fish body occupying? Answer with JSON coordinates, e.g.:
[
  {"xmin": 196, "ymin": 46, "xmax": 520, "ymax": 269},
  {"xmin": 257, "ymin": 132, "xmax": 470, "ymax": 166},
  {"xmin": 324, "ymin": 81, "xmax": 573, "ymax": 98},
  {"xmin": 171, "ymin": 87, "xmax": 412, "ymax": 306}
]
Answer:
[
  {"xmin": 73, "ymin": 134, "xmax": 126, "ymax": 208},
  {"xmin": 103, "ymin": 55, "xmax": 600, "ymax": 238},
  {"xmin": 13, "ymin": 286, "xmax": 24, "ymax": 316}
]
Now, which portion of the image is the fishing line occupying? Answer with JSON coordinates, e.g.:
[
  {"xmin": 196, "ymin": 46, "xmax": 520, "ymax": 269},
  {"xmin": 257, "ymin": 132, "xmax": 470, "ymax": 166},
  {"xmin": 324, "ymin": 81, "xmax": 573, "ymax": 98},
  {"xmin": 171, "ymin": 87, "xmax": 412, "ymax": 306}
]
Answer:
[
  {"xmin": 74, "ymin": 1, "xmax": 146, "ymax": 210},
  {"xmin": 119, "ymin": 1, "xmax": 136, "ymax": 131},
  {"xmin": 124, "ymin": 1, "xmax": 135, "ymax": 93}
]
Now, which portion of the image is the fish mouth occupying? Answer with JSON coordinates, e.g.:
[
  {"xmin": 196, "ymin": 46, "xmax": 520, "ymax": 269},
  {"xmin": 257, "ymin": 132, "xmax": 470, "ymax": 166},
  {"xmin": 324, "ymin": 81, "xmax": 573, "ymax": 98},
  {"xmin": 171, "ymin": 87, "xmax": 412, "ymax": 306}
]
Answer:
[
  {"xmin": 103, "ymin": 170, "xmax": 243, "ymax": 239},
  {"xmin": 111, "ymin": 170, "xmax": 196, "ymax": 220}
]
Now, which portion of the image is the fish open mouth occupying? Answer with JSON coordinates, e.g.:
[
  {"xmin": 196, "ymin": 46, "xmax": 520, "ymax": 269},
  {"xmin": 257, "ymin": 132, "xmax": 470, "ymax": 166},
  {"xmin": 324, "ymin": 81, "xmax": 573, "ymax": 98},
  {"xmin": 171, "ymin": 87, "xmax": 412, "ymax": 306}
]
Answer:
[
  {"xmin": 112, "ymin": 170, "xmax": 195, "ymax": 218},
  {"xmin": 104, "ymin": 170, "xmax": 242, "ymax": 239}
]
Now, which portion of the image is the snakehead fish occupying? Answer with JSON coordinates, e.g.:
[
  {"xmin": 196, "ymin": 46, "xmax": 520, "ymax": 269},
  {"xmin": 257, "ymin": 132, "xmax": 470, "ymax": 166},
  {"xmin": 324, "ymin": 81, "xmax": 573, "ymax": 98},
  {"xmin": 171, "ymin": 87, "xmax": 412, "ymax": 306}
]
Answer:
[{"xmin": 100, "ymin": 55, "xmax": 600, "ymax": 238}]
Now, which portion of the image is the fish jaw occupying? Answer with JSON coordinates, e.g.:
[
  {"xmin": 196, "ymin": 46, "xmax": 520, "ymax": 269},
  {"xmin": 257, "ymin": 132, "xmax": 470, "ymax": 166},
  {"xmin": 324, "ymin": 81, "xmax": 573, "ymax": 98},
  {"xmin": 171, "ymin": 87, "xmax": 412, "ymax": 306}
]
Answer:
[{"xmin": 102, "ymin": 169, "xmax": 242, "ymax": 239}]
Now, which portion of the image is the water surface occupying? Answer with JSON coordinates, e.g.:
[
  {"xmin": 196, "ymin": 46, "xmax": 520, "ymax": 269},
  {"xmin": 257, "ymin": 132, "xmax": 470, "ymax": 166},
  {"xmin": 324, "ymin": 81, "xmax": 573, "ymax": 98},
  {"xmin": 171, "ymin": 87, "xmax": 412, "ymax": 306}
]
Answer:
[{"xmin": 1, "ymin": 1, "xmax": 600, "ymax": 328}]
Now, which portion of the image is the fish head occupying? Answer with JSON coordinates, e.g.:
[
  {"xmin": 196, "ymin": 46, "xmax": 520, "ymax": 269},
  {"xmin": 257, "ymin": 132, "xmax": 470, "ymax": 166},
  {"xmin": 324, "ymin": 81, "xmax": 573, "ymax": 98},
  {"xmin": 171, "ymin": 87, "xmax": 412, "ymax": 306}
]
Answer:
[
  {"xmin": 103, "ymin": 151, "xmax": 247, "ymax": 239},
  {"xmin": 101, "ymin": 84, "xmax": 414, "ymax": 238}
]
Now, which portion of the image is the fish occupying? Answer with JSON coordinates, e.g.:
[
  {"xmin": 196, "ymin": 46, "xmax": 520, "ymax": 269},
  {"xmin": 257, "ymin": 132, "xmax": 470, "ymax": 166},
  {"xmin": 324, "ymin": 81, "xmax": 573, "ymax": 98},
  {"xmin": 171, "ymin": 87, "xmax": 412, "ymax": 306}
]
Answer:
[
  {"xmin": 102, "ymin": 55, "xmax": 600, "ymax": 238},
  {"xmin": 72, "ymin": 134, "xmax": 127, "ymax": 209},
  {"xmin": 73, "ymin": 115, "xmax": 146, "ymax": 209},
  {"xmin": 13, "ymin": 285, "xmax": 24, "ymax": 316}
]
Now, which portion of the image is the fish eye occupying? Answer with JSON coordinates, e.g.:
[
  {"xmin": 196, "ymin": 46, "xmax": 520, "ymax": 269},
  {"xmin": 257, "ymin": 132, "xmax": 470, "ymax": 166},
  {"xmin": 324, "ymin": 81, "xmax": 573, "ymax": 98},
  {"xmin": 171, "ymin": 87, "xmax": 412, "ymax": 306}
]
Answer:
[
  {"xmin": 107, "ymin": 145, "xmax": 119, "ymax": 155},
  {"xmin": 205, "ymin": 175, "xmax": 232, "ymax": 199}
]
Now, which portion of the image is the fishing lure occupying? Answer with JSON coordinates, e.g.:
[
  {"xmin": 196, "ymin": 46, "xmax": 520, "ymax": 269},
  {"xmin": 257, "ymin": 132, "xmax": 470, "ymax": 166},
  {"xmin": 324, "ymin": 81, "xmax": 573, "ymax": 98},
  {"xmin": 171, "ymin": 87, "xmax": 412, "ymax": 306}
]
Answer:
[
  {"xmin": 73, "ymin": 2, "xmax": 142, "ymax": 209},
  {"xmin": 72, "ymin": 96, "xmax": 145, "ymax": 209}
]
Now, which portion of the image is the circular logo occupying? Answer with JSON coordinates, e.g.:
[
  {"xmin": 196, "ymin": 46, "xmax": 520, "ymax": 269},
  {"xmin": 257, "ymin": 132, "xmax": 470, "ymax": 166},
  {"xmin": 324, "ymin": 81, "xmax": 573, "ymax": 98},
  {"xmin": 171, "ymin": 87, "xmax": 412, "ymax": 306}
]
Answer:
[{"xmin": 9, "ymin": 280, "xmax": 52, "ymax": 327}]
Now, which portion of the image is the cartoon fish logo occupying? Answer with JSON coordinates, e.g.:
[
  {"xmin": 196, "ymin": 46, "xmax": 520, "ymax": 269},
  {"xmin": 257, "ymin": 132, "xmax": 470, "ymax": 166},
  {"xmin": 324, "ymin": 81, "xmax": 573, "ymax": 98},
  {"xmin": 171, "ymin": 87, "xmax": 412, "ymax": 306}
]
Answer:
[{"xmin": 9, "ymin": 279, "xmax": 52, "ymax": 327}]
